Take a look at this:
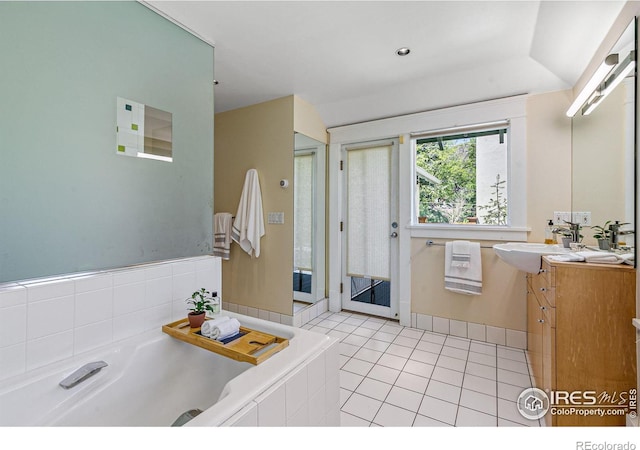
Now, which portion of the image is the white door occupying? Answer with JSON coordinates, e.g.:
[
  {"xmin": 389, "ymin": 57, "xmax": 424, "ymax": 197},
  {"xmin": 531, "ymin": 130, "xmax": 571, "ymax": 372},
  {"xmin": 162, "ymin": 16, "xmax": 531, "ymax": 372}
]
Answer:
[{"xmin": 341, "ymin": 139, "xmax": 398, "ymax": 319}]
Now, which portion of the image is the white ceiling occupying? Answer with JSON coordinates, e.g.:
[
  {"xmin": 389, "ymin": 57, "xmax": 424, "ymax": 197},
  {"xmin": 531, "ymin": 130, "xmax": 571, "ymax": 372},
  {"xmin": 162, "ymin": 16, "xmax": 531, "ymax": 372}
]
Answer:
[{"xmin": 145, "ymin": 0, "xmax": 626, "ymax": 128}]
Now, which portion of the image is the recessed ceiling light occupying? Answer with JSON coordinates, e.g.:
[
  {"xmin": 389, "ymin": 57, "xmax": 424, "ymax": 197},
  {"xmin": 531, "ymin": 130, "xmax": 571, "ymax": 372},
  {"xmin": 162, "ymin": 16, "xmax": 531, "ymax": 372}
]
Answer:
[{"xmin": 396, "ymin": 47, "xmax": 411, "ymax": 56}]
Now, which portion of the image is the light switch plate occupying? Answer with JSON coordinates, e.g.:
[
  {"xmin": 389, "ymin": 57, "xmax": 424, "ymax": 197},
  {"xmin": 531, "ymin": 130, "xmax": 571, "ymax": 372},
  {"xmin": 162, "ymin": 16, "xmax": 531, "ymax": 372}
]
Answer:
[{"xmin": 267, "ymin": 212, "xmax": 284, "ymax": 224}]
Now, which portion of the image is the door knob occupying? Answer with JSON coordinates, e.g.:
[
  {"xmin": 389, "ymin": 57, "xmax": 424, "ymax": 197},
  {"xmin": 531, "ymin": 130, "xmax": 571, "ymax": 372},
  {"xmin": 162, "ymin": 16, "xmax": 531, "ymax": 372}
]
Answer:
[{"xmin": 390, "ymin": 232, "xmax": 398, "ymax": 238}]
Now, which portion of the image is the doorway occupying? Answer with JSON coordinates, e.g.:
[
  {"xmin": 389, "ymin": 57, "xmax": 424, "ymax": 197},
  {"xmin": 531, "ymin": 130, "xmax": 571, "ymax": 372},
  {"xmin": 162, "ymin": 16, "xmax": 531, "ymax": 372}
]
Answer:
[{"xmin": 341, "ymin": 139, "xmax": 399, "ymax": 319}]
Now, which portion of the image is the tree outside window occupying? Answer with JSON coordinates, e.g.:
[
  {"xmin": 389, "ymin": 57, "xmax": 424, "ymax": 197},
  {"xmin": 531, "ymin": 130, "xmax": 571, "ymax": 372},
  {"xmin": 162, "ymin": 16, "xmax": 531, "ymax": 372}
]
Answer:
[{"xmin": 415, "ymin": 126, "xmax": 508, "ymax": 225}]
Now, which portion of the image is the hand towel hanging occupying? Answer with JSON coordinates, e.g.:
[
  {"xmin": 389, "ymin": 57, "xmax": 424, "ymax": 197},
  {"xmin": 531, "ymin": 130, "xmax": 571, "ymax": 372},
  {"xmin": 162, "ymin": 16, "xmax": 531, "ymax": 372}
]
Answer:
[
  {"xmin": 231, "ymin": 169, "xmax": 265, "ymax": 258},
  {"xmin": 213, "ymin": 212, "xmax": 233, "ymax": 260},
  {"xmin": 444, "ymin": 241, "xmax": 482, "ymax": 295}
]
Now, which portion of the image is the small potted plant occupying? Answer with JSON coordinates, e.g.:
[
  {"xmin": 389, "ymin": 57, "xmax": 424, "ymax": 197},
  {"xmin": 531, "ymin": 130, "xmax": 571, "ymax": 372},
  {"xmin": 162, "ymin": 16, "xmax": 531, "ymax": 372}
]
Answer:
[
  {"xmin": 185, "ymin": 288, "xmax": 215, "ymax": 328},
  {"xmin": 592, "ymin": 221, "xmax": 611, "ymax": 250}
]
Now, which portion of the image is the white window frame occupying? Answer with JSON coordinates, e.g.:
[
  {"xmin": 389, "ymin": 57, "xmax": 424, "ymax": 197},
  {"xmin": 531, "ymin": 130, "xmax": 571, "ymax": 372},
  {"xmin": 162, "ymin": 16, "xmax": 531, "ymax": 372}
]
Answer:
[{"xmin": 328, "ymin": 96, "xmax": 530, "ymax": 325}]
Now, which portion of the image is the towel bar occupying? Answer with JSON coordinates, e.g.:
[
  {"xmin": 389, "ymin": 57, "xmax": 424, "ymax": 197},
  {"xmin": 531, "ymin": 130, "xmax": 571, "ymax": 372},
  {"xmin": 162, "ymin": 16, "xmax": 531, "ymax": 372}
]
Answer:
[{"xmin": 426, "ymin": 240, "xmax": 493, "ymax": 249}]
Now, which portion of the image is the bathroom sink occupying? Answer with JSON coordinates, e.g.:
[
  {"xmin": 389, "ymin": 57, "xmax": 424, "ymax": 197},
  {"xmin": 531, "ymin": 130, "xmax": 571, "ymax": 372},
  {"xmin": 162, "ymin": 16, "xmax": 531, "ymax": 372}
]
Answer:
[{"xmin": 493, "ymin": 242, "xmax": 572, "ymax": 273}]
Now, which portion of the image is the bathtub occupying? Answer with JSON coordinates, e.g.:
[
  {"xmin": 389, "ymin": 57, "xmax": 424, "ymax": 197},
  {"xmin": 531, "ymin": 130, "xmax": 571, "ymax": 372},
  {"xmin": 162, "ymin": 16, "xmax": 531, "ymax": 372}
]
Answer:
[{"xmin": 0, "ymin": 313, "xmax": 340, "ymax": 426}]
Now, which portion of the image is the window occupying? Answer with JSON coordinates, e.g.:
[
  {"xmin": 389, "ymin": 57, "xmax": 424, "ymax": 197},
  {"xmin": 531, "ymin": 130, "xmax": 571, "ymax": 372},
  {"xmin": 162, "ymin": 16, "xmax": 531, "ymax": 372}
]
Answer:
[{"xmin": 414, "ymin": 121, "xmax": 509, "ymax": 225}]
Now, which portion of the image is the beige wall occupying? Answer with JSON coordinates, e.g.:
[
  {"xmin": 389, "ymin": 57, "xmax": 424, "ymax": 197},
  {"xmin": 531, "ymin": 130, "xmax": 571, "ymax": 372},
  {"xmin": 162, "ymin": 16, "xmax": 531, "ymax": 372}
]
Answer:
[
  {"xmin": 215, "ymin": 96, "xmax": 295, "ymax": 315},
  {"xmin": 526, "ymin": 90, "xmax": 574, "ymax": 243},
  {"xmin": 410, "ymin": 90, "xmax": 573, "ymax": 332},
  {"xmin": 214, "ymin": 95, "xmax": 327, "ymax": 316},
  {"xmin": 411, "ymin": 239, "xmax": 527, "ymax": 330}
]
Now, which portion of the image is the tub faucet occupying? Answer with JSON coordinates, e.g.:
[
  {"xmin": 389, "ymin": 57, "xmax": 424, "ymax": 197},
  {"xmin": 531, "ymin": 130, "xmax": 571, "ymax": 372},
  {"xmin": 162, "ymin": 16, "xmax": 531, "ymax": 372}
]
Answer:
[{"xmin": 59, "ymin": 361, "xmax": 108, "ymax": 389}]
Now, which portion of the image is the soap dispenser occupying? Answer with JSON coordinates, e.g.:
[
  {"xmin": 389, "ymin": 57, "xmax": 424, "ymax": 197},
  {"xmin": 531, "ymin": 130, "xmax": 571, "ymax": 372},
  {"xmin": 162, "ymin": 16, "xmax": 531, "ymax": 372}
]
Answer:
[{"xmin": 545, "ymin": 220, "xmax": 555, "ymax": 244}]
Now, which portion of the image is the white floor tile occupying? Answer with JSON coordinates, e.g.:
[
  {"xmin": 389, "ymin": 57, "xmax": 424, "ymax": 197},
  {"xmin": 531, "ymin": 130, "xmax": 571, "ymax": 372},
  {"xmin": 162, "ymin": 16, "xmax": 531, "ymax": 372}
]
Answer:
[
  {"xmin": 470, "ymin": 341, "xmax": 497, "ymax": 356},
  {"xmin": 342, "ymin": 392, "xmax": 383, "ymax": 422},
  {"xmin": 363, "ymin": 338, "xmax": 391, "ymax": 353},
  {"xmin": 340, "ymin": 370, "xmax": 364, "ymax": 391},
  {"xmin": 415, "ymin": 340, "xmax": 443, "ymax": 354},
  {"xmin": 425, "ymin": 379, "xmax": 461, "ymax": 404},
  {"xmin": 395, "ymin": 371, "xmax": 429, "ymax": 394},
  {"xmin": 340, "ymin": 411, "xmax": 371, "ymax": 426},
  {"xmin": 377, "ymin": 353, "xmax": 408, "ymax": 370},
  {"xmin": 421, "ymin": 332, "xmax": 447, "ymax": 345},
  {"xmin": 367, "ymin": 364, "xmax": 401, "ymax": 385},
  {"xmin": 353, "ymin": 347, "xmax": 384, "ymax": 364},
  {"xmin": 410, "ymin": 348, "xmax": 439, "ymax": 365},
  {"xmin": 462, "ymin": 373, "xmax": 497, "ymax": 396},
  {"xmin": 403, "ymin": 360, "xmax": 435, "ymax": 379},
  {"xmin": 385, "ymin": 386, "xmax": 423, "ymax": 412},
  {"xmin": 399, "ymin": 328, "xmax": 424, "ymax": 340},
  {"xmin": 339, "ymin": 342, "xmax": 359, "ymax": 357},
  {"xmin": 436, "ymin": 354, "xmax": 467, "ymax": 372},
  {"xmin": 342, "ymin": 334, "xmax": 368, "ymax": 347},
  {"xmin": 355, "ymin": 377, "xmax": 393, "ymax": 401},
  {"xmin": 459, "ymin": 388, "xmax": 497, "ymax": 415},
  {"xmin": 431, "ymin": 366, "xmax": 464, "ymax": 387},
  {"xmin": 497, "ymin": 346, "xmax": 527, "ymax": 363},
  {"xmin": 497, "ymin": 356, "xmax": 529, "ymax": 375},
  {"xmin": 393, "ymin": 335, "xmax": 419, "ymax": 349},
  {"xmin": 444, "ymin": 335, "xmax": 471, "ymax": 350},
  {"xmin": 372, "ymin": 330, "xmax": 397, "ymax": 342},
  {"xmin": 342, "ymin": 358, "xmax": 374, "ymax": 376},
  {"xmin": 465, "ymin": 361, "xmax": 497, "ymax": 380},
  {"xmin": 373, "ymin": 403, "xmax": 417, "ymax": 427},
  {"xmin": 468, "ymin": 351, "xmax": 497, "ymax": 367},
  {"xmin": 352, "ymin": 327, "xmax": 377, "ymax": 338},
  {"xmin": 337, "ymin": 311, "xmax": 536, "ymax": 428},
  {"xmin": 456, "ymin": 406, "xmax": 497, "ymax": 426},
  {"xmin": 413, "ymin": 414, "xmax": 453, "ymax": 427},
  {"xmin": 497, "ymin": 368, "xmax": 532, "ymax": 388},
  {"xmin": 418, "ymin": 395, "xmax": 458, "ymax": 425},
  {"xmin": 385, "ymin": 343, "xmax": 413, "ymax": 358},
  {"xmin": 440, "ymin": 346, "xmax": 469, "ymax": 361}
]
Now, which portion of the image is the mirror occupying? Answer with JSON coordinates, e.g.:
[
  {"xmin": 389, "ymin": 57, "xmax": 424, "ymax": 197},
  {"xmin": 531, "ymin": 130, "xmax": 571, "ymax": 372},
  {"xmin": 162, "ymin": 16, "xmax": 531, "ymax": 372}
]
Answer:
[
  {"xmin": 571, "ymin": 18, "xmax": 636, "ymax": 264},
  {"xmin": 293, "ymin": 133, "xmax": 326, "ymax": 306},
  {"xmin": 117, "ymin": 97, "xmax": 173, "ymax": 162}
]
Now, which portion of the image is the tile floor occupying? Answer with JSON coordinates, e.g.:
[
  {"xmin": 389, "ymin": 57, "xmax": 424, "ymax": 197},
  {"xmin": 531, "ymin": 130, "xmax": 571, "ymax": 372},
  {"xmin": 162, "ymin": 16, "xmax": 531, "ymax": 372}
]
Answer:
[{"xmin": 301, "ymin": 310, "xmax": 541, "ymax": 427}]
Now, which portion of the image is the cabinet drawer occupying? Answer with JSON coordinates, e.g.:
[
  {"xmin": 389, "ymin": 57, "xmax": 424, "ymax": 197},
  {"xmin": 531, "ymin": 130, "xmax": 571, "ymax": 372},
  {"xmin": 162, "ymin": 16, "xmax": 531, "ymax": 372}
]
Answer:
[
  {"xmin": 540, "ymin": 259, "xmax": 556, "ymax": 287},
  {"xmin": 540, "ymin": 302, "xmax": 555, "ymax": 328}
]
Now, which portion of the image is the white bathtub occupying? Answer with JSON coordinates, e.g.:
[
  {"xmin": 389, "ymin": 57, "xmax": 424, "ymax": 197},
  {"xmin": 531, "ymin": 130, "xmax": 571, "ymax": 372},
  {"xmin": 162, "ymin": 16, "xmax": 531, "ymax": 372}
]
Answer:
[{"xmin": 0, "ymin": 313, "xmax": 339, "ymax": 426}]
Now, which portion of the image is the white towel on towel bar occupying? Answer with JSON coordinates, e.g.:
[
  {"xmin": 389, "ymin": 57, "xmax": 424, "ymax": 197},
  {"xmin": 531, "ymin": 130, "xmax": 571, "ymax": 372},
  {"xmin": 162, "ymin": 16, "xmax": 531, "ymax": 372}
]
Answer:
[
  {"xmin": 231, "ymin": 169, "xmax": 265, "ymax": 258},
  {"xmin": 451, "ymin": 240, "xmax": 471, "ymax": 268},
  {"xmin": 444, "ymin": 241, "xmax": 482, "ymax": 295}
]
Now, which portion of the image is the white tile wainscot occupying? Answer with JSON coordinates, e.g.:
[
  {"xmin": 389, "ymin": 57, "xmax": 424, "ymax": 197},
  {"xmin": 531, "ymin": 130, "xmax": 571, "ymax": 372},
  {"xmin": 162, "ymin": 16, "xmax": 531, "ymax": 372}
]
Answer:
[
  {"xmin": 410, "ymin": 312, "xmax": 526, "ymax": 350},
  {"xmin": 0, "ymin": 255, "xmax": 222, "ymax": 382}
]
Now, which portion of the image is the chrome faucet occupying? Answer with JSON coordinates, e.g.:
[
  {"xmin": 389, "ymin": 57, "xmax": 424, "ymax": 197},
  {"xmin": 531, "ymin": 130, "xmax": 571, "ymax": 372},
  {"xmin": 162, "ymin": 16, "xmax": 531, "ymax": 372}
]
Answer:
[
  {"xmin": 609, "ymin": 221, "xmax": 634, "ymax": 250},
  {"xmin": 552, "ymin": 221, "xmax": 581, "ymax": 243},
  {"xmin": 59, "ymin": 361, "xmax": 108, "ymax": 389}
]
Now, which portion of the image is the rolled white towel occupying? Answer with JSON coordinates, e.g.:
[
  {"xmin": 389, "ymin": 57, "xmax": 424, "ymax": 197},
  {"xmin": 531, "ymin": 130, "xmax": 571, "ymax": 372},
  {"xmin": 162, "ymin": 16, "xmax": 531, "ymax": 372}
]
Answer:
[
  {"xmin": 200, "ymin": 316, "xmax": 230, "ymax": 338},
  {"xmin": 211, "ymin": 318, "xmax": 241, "ymax": 341}
]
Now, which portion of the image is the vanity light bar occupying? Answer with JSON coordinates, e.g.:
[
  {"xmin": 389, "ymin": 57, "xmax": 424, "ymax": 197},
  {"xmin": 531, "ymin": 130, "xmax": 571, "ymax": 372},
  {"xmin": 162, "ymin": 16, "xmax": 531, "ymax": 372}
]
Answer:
[
  {"xmin": 582, "ymin": 50, "xmax": 637, "ymax": 116},
  {"xmin": 566, "ymin": 53, "xmax": 619, "ymax": 118}
]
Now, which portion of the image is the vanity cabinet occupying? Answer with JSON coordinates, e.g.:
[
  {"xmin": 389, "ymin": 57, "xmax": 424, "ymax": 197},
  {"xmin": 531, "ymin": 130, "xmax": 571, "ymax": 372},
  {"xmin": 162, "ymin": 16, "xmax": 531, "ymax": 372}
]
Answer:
[{"xmin": 527, "ymin": 257, "xmax": 636, "ymax": 426}]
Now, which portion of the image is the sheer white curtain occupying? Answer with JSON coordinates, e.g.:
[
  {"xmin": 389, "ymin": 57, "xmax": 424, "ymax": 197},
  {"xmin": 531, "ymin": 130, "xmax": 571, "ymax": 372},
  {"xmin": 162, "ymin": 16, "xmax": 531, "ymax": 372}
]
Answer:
[
  {"xmin": 346, "ymin": 144, "xmax": 391, "ymax": 280},
  {"xmin": 294, "ymin": 153, "xmax": 314, "ymax": 271}
]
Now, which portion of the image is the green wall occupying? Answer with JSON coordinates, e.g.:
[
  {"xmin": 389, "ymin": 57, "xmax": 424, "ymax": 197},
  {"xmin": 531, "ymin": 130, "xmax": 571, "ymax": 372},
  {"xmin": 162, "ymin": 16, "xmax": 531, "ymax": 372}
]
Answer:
[{"xmin": 0, "ymin": 1, "xmax": 214, "ymax": 282}]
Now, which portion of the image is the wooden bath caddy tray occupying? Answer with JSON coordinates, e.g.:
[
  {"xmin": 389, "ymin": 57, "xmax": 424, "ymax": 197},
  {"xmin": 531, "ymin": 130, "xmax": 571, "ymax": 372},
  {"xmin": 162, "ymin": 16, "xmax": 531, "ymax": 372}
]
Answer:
[{"xmin": 162, "ymin": 318, "xmax": 289, "ymax": 365}]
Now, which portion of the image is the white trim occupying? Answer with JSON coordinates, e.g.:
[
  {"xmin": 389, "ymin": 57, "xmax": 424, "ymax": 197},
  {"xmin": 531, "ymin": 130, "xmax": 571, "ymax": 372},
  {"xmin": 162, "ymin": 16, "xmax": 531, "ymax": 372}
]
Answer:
[
  {"xmin": 138, "ymin": 1, "xmax": 216, "ymax": 48},
  {"xmin": 328, "ymin": 96, "xmax": 529, "ymax": 326}
]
